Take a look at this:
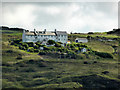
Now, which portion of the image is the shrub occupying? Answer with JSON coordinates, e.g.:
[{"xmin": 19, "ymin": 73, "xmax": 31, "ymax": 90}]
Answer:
[
  {"xmin": 83, "ymin": 61, "xmax": 89, "ymax": 64},
  {"xmin": 48, "ymin": 46, "xmax": 56, "ymax": 51},
  {"xmin": 22, "ymin": 43, "xmax": 29, "ymax": 49},
  {"xmin": 43, "ymin": 46, "xmax": 50, "ymax": 50},
  {"xmin": 6, "ymin": 50, "xmax": 13, "ymax": 53},
  {"xmin": 55, "ymin": 42, "xmax": 61, "ymax": 47},
  {"xmin": 27, "ymin": 42, "xmax": 34, "ymax": 47},
  {"xmin": 102, "ymin": 71, "xmax": 109, "ymax": 74},
  {"xmin": 34, "ymin": 49, "xmax": 39, "ymax": 53},
  {"xmin": 13, "ymin": 39, "xmax": 22, "ymax": 44},
  {"xmin": 34, "ymin": 45, "xmax": 39, "ymax": 49},
  {"xmin": 67, "ymin": 51, "xmax": 77, "ymax": 59},
  {"xmin": 70, "ymin": 44, "xmax": 75, "ymax": 49},
  {"xmin": 76, "ymin": 43, "xmax": 81, "ymax": 47},
  {"xmin": 19, "ymin": 46, "xmax": 26, "ymax": 50},
  {"xmin": 35, "ymin": 42, "xmax": 42, "ymax": 47},
  {"xmin": 93, "ymin": 61, "xmax": 97, "ymax": 63},
  {"xmin": 94, "ymin": 51, "xmax": 113, "ymax": 58},
  {"xmin": 10, "ymin": 41, "xmax": 14, "ymax": 45},
  {"xmin": 29, "ymin": 47, "xmax": 34, "ymax": 52},
  {"xmin": 47, "ymin": 40, "xmax": 55, "ymax": 45},
  {"xmin": 57, "ymin": 48, "xmax": 63, "ymax": 52},
  {"xmin": 57, "ymin": 42, "xmax": 63, "ymax": 44},
  {"xmin": 80, "ymin": 44, "xmax": 87, "ymax": 48},
  {"xmin": 88, "ymin": 32, "xmax": 94, "ymax": 34},
  {"xmin": 39, "ymin": 51, "xmax": 46, "ymax": 55}
]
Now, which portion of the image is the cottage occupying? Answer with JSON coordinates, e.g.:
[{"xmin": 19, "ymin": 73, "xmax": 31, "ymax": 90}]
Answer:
[
  {"xmin": 81, "ymin": 48, "xmax": 87, "ymax": 52},
  {"xmin": 75, "ymin": 38, "xmax": 88, "ymax": 43},
  {"xmin": 22, "ymin": 29, "xmax": 68, "ymax": 44}
]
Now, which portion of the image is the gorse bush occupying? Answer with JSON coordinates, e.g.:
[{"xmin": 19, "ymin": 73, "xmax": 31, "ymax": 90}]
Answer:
[
  {"xmin": 22, "ymin": 43, "xmax": 29, "ymax": 49},
  {"xmin": 55, "ymin": 42, "xmax": 61, "ymax": 47},
  {"xmin": 29, "ymin": 47, "xmax": 34, "ymax": 52},
  {"xmin": 13, "ymin": 39, "xmax": 22, "ymax": 44},
  {"xmin": 19, "ymin": 46, "xmax": 26, "ymax": 50},
  {"xmin": 34, "ymin": 45, "xmax": 39, "ymax": 49},
  {"xmin": 10, "ymin": 38, "xmax": 113, "ymax": 59},
  {"xmin": 27, "ymin": 42, "xmax": 34, "ymax": 47},
  {"xmin": 43, "ymin": 46, "xmax": 50, "ymax": 50},
  {"xmin": 39, "ymin": 51, "xmax": 46, "ymax": 55},
  {"xmin": 34, "ymin": 49, "xmax": 39, "ymax": 53},
  {"xmin": 57, "ymin": 48, "xmax": 63, "ymax": 52}
]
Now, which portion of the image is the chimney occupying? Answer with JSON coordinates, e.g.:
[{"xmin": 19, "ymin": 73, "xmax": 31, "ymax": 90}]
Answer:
[
  {"xmin": 55, "ymin": 29, "xmax": 57, "ymax": 33},
  {"xmin": 34, "ymin": 29, "xmax": 36, "ymax": 33},
  {"xmin": 44, "ymin": 29, "xmax": 46, "ymax": 33}
]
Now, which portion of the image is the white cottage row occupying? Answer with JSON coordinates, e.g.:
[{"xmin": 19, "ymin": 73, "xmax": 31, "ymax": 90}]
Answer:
[{"xmin": 22, "ymin": 29, "xmax": 68, "ymax": 44}]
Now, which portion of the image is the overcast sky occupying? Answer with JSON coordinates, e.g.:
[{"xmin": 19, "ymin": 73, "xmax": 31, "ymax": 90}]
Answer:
[{"xmin": 2, "ymin": 2, "xmax": 118, "ymax": 33}]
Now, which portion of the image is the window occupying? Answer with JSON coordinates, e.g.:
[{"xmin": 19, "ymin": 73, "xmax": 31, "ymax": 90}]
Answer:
[{"xmin": 64, "ymin": 35, "xmax": 66, "ymax": 37}]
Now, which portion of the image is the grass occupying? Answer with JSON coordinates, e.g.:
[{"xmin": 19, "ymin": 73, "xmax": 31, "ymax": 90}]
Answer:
[
  {"xmin": 2, "ymin": 29, "xmax": 120, "ymax": 88},
  {"xmin": 86, "ymin": 40, "xmax": 114, "ymax": 53},
  {"xmin": 68, "ymin": 33, "xmax": 120, "ymax": 39}
]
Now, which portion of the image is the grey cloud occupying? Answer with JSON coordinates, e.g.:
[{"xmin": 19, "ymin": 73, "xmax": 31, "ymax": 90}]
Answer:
[{"xmin": 2, "ymin": 2, "xmax": 118, "ymax": 33}]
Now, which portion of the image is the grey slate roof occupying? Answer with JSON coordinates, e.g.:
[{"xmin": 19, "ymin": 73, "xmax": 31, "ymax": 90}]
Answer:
[
  {"xmin": 56, "ymin": 31, "xmax": 67, "ymax": 35},
  {"xmin": 25, "ymin": 30, "xmax": 67, "ymax": 36}
]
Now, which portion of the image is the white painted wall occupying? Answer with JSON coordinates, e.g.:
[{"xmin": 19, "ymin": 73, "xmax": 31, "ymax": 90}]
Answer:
[
  {"xmin": 75, "ymin": 38, "xmax": 88, "ymax": 43},
  {"xmin": 81, "ymin": 48, "xmax": 87, "ymax": 52},
  {"xmin": 22, "ymin": 32, "xmax": 68, "ymax": 44}
]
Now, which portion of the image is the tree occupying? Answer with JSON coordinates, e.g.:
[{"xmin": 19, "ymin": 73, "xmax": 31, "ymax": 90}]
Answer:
[
  {"xmin": 88, "ymin": 32, "xmax": 94, "ymax": 34},
  {"xmin": 47, "ymin": 40, "xmax": 55, "ymax": 45}
]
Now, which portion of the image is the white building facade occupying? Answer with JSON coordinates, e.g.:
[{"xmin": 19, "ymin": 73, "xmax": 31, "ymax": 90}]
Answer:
[
  {"xmin": 22, "ymin": 29, "xmax": 68, "ymax": 44},
  {"xmin": 75, "ymin": 38, "xmax": 88, "ymax": 43}
]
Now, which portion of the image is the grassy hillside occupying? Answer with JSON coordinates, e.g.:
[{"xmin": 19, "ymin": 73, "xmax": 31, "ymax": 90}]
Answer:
[
  {"xmin": 2, "ymin": 29, "xmax": 120, "ymax": 89},
  {"xmin": 68, "ymin": 33, "xmax": 120, "ymax": 41}
]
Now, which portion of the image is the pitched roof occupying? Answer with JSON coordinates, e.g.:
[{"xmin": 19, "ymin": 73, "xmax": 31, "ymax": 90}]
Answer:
[
  {"xmin": 24, "ymin": 30, "xmax": 67, "ymax": 36},
  {"xmin": 56, "ymin": 31, "xmax": 67, "ymax": 35},
  {"xmin": 25, "ymin": 32, "xmax": 34, "ymax": 35},
  {"xmin": 25, "ymin": 31, "xmax": 55, "ymax": 36},
  {"xmin": 75, "ymin": 38, "xmax": 88, "ymax": 40}
]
